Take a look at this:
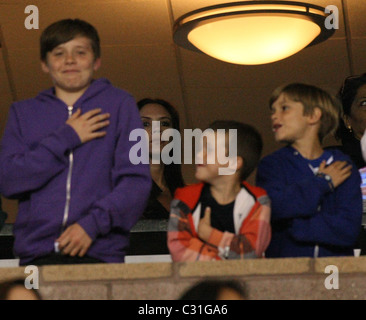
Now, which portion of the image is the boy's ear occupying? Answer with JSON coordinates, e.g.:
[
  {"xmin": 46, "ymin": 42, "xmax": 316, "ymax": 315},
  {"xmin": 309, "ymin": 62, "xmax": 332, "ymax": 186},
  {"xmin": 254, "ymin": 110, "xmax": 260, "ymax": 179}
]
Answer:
[
  {"xmin": 41, "ymin": 61, "xmax": 50, "ymax": 74},
  {"xmin": 236, "ymin": 156, "xmax": 244, "ymax": 172},
  {"xmin": 308, "ymin": 107, "xmax": 322, "ymax": 124},
  {"xmin": 93, "ymin": 58, "xmax": 101, "ymax": 71}
]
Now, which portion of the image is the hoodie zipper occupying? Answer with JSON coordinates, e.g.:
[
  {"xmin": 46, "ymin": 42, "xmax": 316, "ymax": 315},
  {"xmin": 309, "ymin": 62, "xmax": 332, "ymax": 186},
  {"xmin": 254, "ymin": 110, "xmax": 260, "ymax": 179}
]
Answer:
[{"xmin": 61, "ymin": 105, "xmax": 74, "ymax": 230}]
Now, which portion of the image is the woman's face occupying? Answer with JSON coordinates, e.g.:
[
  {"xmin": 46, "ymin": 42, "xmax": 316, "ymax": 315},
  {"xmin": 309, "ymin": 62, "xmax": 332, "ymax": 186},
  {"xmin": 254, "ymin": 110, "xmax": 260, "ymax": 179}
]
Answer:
[
  {"xmin": 345, "ymin": 83, "xmax": 366, "ymax": 140},
  {"xmin": 139, "ymin": 103, "xmax": 173, "ymax": 153}
]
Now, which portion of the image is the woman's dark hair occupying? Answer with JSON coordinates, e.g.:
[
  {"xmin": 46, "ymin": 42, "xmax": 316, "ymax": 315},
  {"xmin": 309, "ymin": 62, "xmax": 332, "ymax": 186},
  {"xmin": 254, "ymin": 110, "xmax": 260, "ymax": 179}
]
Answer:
[
  {"xmin": 336, "ymin": 74, "xmax": 366, "ymax": 142},
  {"xmin": 179, "ymin": 279, "xmax": 247, "ymax": 300},
  {"xmin": 40, "ymin": 19, "xmax": 101, "ymax": 61},
  {"xmin": 137, "ymin": 98, "xmax": 185, "ymax": 195}
]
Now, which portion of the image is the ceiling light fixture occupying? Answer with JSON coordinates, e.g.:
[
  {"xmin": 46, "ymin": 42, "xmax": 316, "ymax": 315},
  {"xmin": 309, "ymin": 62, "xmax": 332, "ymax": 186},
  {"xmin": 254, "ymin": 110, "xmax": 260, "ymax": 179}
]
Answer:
[{"xmin": 173, "ymin": 1, "xmax": 335, "ymax": 65}]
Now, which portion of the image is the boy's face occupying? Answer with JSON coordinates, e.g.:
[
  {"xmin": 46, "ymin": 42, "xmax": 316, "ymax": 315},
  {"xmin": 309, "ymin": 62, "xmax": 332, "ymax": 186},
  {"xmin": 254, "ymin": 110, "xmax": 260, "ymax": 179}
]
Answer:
[
  {"xmin": 195, "ymin": 131, "xmax": 237, "ymax": 183},
  {"xmin": 41, "ymin": 36, "xmax": 101, "ymax": 97},
  {"xmin": 270, "ymin": 93, "xmax": 312, "ymax": 144}
]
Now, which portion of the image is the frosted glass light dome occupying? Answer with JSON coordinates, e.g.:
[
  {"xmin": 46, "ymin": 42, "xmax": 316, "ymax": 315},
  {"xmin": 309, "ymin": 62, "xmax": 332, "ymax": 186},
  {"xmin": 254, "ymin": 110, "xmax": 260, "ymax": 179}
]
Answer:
[{"xmin": 174, "ymin": 1, "xmax": 335, "ymax": 65}]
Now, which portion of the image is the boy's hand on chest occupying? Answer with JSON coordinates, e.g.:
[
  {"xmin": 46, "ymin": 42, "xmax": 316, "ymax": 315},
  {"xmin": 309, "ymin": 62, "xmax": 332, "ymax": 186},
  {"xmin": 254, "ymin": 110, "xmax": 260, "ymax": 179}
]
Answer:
[
  {"xmin": 198, "ymin": 207, "xmax": 214, "ymax": 242},
  {"xmin": 66, "ymin": 108, "xmax": 110, "ymax": 143}
]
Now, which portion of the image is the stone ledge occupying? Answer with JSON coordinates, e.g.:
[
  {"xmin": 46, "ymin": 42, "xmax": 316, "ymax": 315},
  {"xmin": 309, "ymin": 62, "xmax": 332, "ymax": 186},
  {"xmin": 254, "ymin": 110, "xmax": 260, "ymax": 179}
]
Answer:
[
  {"xmin": 314, "ymin": 256, "xmax": 366, "ymax": 274},
  {"xmin": 2, "ymin": 257, "xmax": 366, "ymax": 300},
  {"xmin": 177, "ymin": 258, "xmax": 312, "ymax": 278},
  {"xmin": 1, "ymin": 256, "xmax": 366, "ymax": 284},
  {"xmin": 0, "ymin": 266, "xmax": 27, "ymax": 281},
  {"xmin": 40, "ymin": 283, "xmax": 109, "ymax": 300},
  {"xmin": 41, "ymin": 262, "xmax": 173, "ymax": 282}
]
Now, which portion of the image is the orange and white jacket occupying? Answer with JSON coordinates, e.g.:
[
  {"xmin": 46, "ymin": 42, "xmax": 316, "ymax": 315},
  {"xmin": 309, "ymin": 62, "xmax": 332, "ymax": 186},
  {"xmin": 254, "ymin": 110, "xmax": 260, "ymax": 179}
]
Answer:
[{"xmin": 167, "ymin": 182, "xmax": 271, "ymax": 262}]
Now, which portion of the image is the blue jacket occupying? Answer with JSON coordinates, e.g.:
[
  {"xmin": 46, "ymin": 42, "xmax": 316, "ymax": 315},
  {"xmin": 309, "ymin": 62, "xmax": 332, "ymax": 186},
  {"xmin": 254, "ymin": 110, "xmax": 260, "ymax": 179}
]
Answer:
[
  {"xmin": 256, "ymin": 146, "xmax": 362, "ymax": 258},
  {"xmin": 0, "ymin": 78, "xmax": 151, "ymax": 264}
]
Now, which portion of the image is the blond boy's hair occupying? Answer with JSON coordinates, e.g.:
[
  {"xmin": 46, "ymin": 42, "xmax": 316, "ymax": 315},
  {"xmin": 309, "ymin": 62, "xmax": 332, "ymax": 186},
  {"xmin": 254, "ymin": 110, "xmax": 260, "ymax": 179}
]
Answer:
[{"xmin": 269, "ymin": 83, "xmax": 341, "ymax": 142}]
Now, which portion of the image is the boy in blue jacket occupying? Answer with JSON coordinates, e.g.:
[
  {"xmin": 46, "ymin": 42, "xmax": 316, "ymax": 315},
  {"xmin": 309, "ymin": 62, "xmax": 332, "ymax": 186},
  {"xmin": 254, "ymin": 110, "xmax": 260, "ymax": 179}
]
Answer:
[
  {"xmin": 256, "ymin": 83, "xmax": 362, "ymax": 258},
  {"xmin": 0, "ymin": 19, "xmax": 151, "ymax": 265}
]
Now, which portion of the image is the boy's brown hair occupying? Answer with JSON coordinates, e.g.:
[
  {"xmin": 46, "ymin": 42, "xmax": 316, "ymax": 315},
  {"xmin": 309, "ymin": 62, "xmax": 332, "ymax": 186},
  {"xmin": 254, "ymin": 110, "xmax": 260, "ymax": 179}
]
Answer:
[
  {"xmin": 40, "ymin": 19, "xmax": 100, "ymax": 62},
  {"xmin": 209, "ymin": 120, "xmax": 263, "ymax": 181},
  {"xmin": 269, "ymin": 83, "xmax": 341, "ymax": 142}
]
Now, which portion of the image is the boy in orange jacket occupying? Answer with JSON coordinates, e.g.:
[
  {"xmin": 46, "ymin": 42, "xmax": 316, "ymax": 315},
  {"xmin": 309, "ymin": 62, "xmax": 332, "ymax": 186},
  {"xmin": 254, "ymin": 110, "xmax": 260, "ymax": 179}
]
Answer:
[{"xmin": 168, "ymin": 120, "xmax": 271, "ymax": 261}]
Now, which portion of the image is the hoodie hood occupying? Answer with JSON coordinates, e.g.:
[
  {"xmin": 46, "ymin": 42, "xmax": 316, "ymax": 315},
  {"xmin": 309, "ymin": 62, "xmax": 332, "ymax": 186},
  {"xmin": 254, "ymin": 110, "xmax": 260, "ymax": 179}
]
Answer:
[{"xmin": 36, "ymin": 77, "xmax": 112, "ymax": 106}]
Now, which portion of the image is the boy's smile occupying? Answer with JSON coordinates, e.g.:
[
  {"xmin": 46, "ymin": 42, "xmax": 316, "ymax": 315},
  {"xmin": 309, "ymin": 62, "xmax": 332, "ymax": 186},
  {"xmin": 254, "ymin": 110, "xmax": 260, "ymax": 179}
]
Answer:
[{"xmin": 41, "ymin": 36, "xmax": 101, "ymax": 99}]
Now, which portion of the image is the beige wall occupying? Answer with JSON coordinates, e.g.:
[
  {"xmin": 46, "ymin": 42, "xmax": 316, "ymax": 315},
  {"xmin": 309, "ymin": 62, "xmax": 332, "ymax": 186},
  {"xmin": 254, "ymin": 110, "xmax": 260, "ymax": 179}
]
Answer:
[{"xmin": 1, "ymin": 257, "xmax": 365, "ymax": 300}]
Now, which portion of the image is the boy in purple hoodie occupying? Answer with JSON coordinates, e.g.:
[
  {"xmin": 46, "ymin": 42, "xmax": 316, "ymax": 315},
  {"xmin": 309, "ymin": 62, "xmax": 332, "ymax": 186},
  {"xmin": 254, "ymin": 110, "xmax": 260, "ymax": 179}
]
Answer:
[{"xmin": 0, "ymin": 19, "xmax": 151, "ymax": 265}]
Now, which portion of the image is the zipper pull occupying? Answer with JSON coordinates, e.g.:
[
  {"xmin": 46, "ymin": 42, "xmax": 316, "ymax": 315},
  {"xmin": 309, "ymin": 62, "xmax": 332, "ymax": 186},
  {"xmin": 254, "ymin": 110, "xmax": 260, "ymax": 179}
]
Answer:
[{"xmin": 67, "ymin": 105, "xmax": 73, "ymax": 118}]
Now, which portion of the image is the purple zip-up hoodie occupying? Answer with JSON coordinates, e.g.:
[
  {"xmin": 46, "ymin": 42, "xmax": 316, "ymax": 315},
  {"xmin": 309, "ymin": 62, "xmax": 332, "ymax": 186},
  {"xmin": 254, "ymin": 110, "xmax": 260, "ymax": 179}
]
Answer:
[{"xmin": 0, "ymin": 78, "xmax": 151, "ymax": 264}]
